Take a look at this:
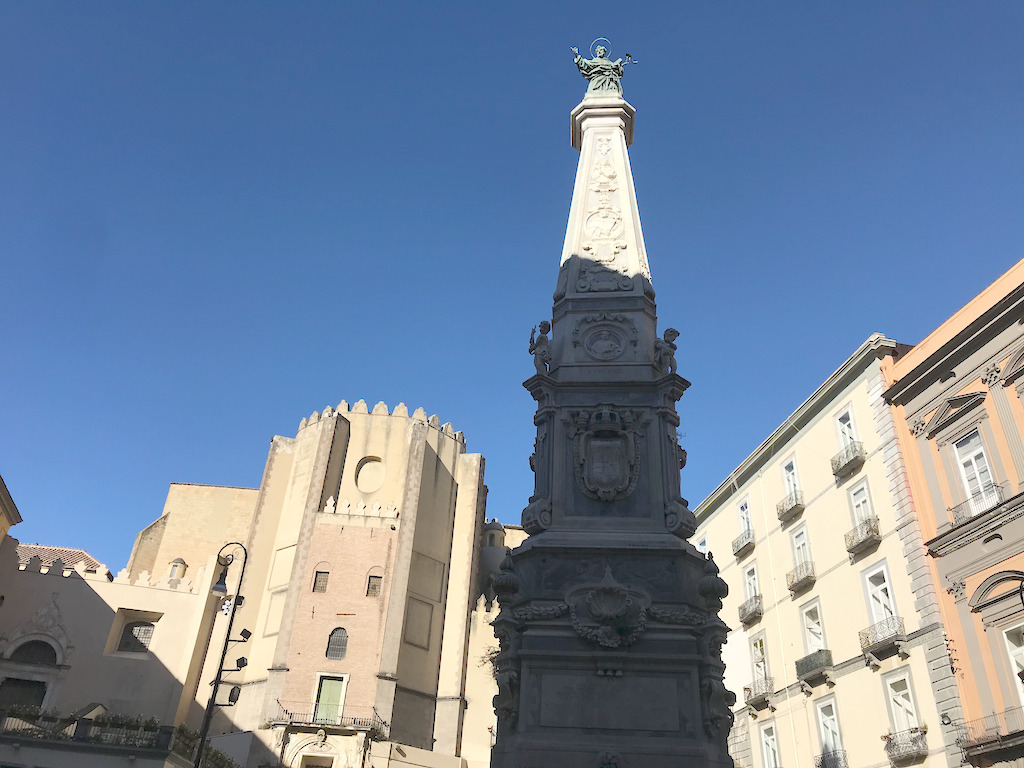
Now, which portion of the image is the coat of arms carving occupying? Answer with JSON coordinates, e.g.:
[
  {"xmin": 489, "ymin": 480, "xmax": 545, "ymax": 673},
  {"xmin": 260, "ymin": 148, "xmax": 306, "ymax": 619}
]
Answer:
[{"xmin": 571, "ymin": 407, "xmax": 642, "ymax": 501}]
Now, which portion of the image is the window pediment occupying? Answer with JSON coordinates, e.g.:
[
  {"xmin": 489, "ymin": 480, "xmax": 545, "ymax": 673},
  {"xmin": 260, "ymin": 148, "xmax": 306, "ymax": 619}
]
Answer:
[
  {"xmin": 969, "ymin": 569, "xmax": 1024, "ymax": 612},
  {"xmin": 925, "ymin": 392, "xmax": 987, "ymax": 438},
  {"xmin": 1003, "ymin": 346, "xmax": 1024, "ymax": 387}
]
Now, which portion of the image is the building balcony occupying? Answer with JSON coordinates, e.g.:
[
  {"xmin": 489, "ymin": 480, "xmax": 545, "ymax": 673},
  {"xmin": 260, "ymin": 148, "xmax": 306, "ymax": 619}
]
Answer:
[
  {"xmin": 884, "ymin": 727, "xmax": 928, "ymax": 765},
  {"xmin": 795, "ymin": 648, "xmax": 833, "ymax": 683},
  {"xmin": 271, "ymin": 701, "xmax": 390, "ymax": 740},
  {"xmin": 786, "ymin": 560, "xmax": 816, "ymax": 593},
  {"xmin": 845, "ymin": 515, "xmax": 882, "ymax": 556},
  {"xmin": 951, "ymin": 482, "xmax": 1007, "ymax": 526},
  {"xmin": 738, "ymin": 594, "xmax": 763, "ymax": 625},
  {"xmin": 959, "ymin": 706, "xmax": 1024, "ymax": 763},
  {"xmin": 743, "ymin": 677, "xmax": 773, "ymax": 710},
  {"xmin": 859, "ymin": 616, "xmax": 907, "ymax": 658},
  {"xmin": 814, "ymin": 750, "xmax": 848, "ymax": 768},
  {"xmin": 832, "ymin": 441, "xmax": 866, "ymax": 478},
  {"xmin": 732, "ymin": 527, "xmax": 755, "ymax": 557},
  {"xmin": 776, "ymin": 491, "xmax": 805, "ymax": 522}
]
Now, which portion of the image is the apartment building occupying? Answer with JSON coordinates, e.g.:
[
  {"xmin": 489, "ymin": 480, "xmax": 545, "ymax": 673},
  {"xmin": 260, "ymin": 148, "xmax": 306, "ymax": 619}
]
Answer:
[{"xmin": 695, "ymin": 334, "xmax": 960, "ymax": 768}]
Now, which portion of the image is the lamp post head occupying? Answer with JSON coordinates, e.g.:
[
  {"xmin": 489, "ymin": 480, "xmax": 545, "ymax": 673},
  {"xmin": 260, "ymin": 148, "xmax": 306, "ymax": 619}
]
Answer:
[{"xmin": 211, "ymin": 566, "xmax": 229, "ymax": 596}]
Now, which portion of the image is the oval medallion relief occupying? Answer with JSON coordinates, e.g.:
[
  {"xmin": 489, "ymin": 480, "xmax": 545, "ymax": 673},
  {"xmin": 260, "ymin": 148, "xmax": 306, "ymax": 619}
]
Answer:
[{"xmin": 583, "ymin": 328, "xmax": 625, "ymax": 361}]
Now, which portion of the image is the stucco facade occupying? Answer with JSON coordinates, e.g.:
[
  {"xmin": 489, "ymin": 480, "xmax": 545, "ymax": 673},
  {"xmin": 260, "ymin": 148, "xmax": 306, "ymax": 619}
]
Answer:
[
  {"xmin": 160, "ymin": 400, "xmax": 489, "ymax": 768},
  {"xmin": 695, "ymin": 334, "xmax": 959, "ymax": 768},
  {"xmin": 885, "ymin": 259, "xmax": 1024, "ymax": 768},
  {"xmin": 0, "ymin": 474, "xmax": 21, "ymax": 543}
]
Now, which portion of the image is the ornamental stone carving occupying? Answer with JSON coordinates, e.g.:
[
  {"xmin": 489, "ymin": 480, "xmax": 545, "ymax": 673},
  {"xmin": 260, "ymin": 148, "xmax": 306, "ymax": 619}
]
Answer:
[
  {"xmin": 576, "ymin": 262, "xmax": 633, "ymax": 292},
  {"xmin": 521, "ymin": 497, "xmax": 553, "ymax": 534},
  {"xmin": 701, "ymin": 677, "xmax": 736, "ymax": 737},
  {"xmin": 947, "ymin": 579, "xmax": 966, "ymax": 601},
  {"xmin": 529, "ymin": 321, "xmax": 552, "ymax": 375},
  {"xmin": 910, "ymin": 418, "xmax": 927, "ymax": 437},
  {"xmin": 654, "ymin": 328, "xmax": 680, "ymax": 374},
  {"xmin": 572, "ymin": 312, "xmax": 639, "ymax": 361},
  {"xmin": 567, "ymin": 567, "xmax": 651, "ymax": 648},
  {"xmin": 571, "ymin": 407, "xmax": 642, "ymax": 501},
  {"xmin": 982, "ymin": 362, "xmax": 1002, "ymax": 386}
]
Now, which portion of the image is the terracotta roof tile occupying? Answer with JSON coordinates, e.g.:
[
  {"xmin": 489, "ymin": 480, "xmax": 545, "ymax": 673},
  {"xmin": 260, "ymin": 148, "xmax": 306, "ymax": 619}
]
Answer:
[{"xmin": 17, "ymin": 543, "xmax": 103, "ymax": 570}]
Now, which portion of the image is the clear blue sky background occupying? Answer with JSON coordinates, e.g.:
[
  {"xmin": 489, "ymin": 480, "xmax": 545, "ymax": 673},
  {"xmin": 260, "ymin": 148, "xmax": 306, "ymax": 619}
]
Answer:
[{"xmin": 2, "ymin": 3, "xmax": 1022, "ymax": 569}]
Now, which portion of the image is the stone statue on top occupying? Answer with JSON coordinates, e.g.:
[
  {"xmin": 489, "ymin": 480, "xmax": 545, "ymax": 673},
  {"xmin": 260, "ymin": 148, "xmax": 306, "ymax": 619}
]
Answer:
[{"xmin": 572, "ymin": 42, "xmax": 631, "ymax": 96}]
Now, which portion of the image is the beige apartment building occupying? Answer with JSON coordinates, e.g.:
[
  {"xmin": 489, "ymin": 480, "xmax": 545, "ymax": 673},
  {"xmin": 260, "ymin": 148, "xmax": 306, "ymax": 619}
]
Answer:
[{"xmin": 695, "ymin": 334, "xmax": 960, "ymax": 768}]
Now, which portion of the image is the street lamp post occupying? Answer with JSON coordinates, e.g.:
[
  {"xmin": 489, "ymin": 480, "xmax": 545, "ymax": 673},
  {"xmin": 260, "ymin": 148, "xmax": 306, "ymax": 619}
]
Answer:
[{"xmin": 194, "ymin": 542, "xmax": 250, "ymax": 768}]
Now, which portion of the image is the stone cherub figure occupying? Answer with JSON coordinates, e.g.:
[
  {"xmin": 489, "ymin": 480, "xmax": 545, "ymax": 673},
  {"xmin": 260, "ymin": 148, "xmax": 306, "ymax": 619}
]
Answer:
[
  {"xmin": 654, "ymin": 328, "xmax": 680, "ymax": 375},
  {"xmin": 572, "ymin": 44, "xmax": 626, "ymax": 95},
  {"xmin": 529, "ymin": 321, "xmax": 552, "ymax": 375}
]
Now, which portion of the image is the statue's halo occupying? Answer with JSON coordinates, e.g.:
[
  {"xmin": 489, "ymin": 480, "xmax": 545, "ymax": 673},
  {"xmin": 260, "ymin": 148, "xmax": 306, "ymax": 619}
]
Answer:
[{"xmin": 589, "ymin": 37, "xmax": 612, "ymax": 58}]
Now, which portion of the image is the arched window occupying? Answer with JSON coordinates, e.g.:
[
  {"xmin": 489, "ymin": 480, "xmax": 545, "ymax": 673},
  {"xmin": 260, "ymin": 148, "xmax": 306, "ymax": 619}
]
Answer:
[
  {"xmin": 118, "ymin": 621, "xmax": 155, "ymax": 652},
  {"xmin": 313, "ymin": 571, "xmax": 330, "ymax": 593},
  {"xmin": 9, "ymin": 640, "xmax": 57, "ymax": 665},
  {"xmin": 366, "ymin": 575, "xmax": 383, "ymax": 597},
  {"xmin": 326, "ymin": 628, "xmax": 348, "ymax": 660}
]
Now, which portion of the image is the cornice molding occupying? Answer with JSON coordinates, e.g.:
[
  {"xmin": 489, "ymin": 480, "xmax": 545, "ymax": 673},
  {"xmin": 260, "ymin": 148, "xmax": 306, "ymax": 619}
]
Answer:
[{"xmin": 695, "ymin": 335, "xmax": 899, "ymax": 519}]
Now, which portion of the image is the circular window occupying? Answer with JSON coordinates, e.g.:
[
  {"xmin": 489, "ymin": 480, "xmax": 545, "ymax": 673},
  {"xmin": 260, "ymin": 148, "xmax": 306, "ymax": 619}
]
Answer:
[{"xmin": 355, "ymin": 457, "xmax": 385, "ymax": 494}]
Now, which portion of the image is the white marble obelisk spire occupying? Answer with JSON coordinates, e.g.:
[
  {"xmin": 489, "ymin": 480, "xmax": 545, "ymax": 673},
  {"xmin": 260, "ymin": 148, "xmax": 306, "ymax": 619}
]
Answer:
[{"xmin": 490, "ymin": 48, "xmax": 734, "ymax": 768}]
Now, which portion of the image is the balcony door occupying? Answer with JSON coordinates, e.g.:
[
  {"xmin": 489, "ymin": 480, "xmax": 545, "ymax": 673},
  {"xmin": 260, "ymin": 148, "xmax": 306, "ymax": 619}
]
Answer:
[
  {"xmin": 784, "ymin": 461, "xmax": 799, "ymax": 497},
  {"xmin": 955, "ymin": 430, "xmax": 996, "ymax": 514},
  {"xmin": 744, "ymin": 566, "xmax": 759, "ymax": 600},
  {"xmin": 313, "ymin": 675, "xmax": 348, "ymax": 725},
  {"xmin": 885, "ymin": 674, "xmax": 919, "ymax": 732},
  {"xmin": 838, "ymin": 412, "xmax": 856, "ymax": 449},
  {"xmin": 867, "ymin": 567, "xmax": 896, "ymax": 624},
  {"xmin": 850, "ymin": 484, "xmax": 873, "ymax": 524},
  {"xmin": 738, "ymin": 500, "xmax": 752, "ymax": 533},
  {"xmin": 751, "ymin": 635, "xmax": 769, "ymax": 681},
  {"xmin": 816, "ymin": 701, "xmax": 843, "ymax": 755},
  {"xmin": 803, "ymin": 603, "xmax": 825, "ymax": 653},
  {"xmin": 793, "ymin": 528, "xmax": 811, "ymax": 566}
]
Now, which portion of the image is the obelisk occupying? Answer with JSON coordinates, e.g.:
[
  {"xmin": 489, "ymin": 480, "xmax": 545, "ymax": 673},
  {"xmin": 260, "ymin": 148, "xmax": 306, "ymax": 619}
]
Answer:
[{"xmin": 490, "ymin": 45, "xmax": 735, "ymax": 768}]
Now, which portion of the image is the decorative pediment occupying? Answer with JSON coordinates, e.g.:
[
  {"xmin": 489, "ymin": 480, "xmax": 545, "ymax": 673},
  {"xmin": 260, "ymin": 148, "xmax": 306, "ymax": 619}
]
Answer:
[
  {"xmin": 924, "ymin": 392, "xmax": 986, "ymax": 437},
  {"xmin": 968, "ymin": 570, "xmax": 1024, "ymax": 612},
  {"xmin": 1003, "ymin": 345, "xmax": 1024, "ymax": 386}
]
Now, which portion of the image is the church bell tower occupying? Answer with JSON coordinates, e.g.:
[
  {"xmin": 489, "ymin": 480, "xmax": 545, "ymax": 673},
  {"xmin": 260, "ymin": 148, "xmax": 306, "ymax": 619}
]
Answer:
[{"xmin": 489, "ymin": 46, "xmax": 735, "ymax": 768}]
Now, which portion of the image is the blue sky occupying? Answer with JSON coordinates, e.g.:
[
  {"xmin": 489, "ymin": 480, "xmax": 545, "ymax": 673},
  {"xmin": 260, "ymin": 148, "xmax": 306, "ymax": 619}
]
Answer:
[{"xmin": 2, "ymin": 3, "xmax": 1022, "ymax": 569}]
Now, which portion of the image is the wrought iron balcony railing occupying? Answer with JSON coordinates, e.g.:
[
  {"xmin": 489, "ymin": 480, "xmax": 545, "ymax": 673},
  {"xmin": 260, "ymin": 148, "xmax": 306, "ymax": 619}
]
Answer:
[
  {"xmin": 732, "ymin": 527, "xmax": 755, "ymax": 557},
  {"xmin": 795, "ymin": 648, "xmax": 833, "ymax": 682},
  {"xmin": 272, "ymin": 701, "xmax": 390, "ymax": 740},
  {"xmin": 859, "ymin": 616, "xmax": 906, "ymax": 656},
  {"xmin": 959, "ymin": 706, "xmax": 1024, "ymax": 755},
  {"xmin": 786, "ymin": 560, "xmax": 816, "ymax": 593},
  {"xmin": 832, "ymin": 441, "xmax": 866, "ymax": 477},
  {"xmin": 743, "ymin": 677, "xmax": 773, "ymax": 709},
  {"xmin": 884, "ymin": 727, "xmax": 928, "ymax": 765},
  {"xmin": 845, "ymin": 515, "xmax": 881, "ymax": 555},
  {"xmin": 951, "ymin": 482, "xmax": 1007, "ymax": 526},
  {"xmin": 814, "ymin": 750, "xmax": 848, "ymax": 768},
  {"xmin": 777, "ymin": 490, "xmax": 805, "ymax": 522},
  {"xmin": 738, "ymin": 594, "xmax": 763, "ymax": 625}
]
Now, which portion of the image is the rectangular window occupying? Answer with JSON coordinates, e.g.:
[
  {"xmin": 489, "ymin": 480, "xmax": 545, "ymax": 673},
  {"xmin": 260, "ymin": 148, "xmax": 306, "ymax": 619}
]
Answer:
[
  {"xmin": 816, "ymin": 700, "xmax": 843, "ymax": 754},
  {"xmin": 313, "ymin": 675, "xmax": 348, "ymax": 725},
  {"xmin": 784, "ymin": 460, "xmax": 800, "ymax": 496},
  {"xmin": 738, "ymin": 499, "xmax": 752, "ymax": 533},
  {"xmin": 955, "ymin": 430, "xmax": 998, "ymax": 513},
  {"xmin": 849, "ymin": 482, "xmax": 873, "ymax": 523},
  {"xmin": 760, "ymin": 723, "xmax": 780, "ymax": 768},
  {"xmin": 865, "ymin": 564, "xmax": 896, "ymax": 623},
  {"xmin": 744, "ymin": 565, "xmax": 760, "ymax": 600},
  {"xmin": 751, "ymin": 634, "xmax": 769, "ymax": 680},
  {"xmin": 884, "ymin": 671, "xmax": 919, "ymax": 732},
  {"xmin": 802, "ymin": 602, "xmax": 825, "ymax": 653},
  {"xmin": 696, "ymin": 536, "xmax": 708, "ymax": 555},
  {"xmin": 313, "ymin": 572, "xmax": 329, "ymax": 593},
  {"xmin": 792, "ymin": 527, "xmax": 811, "ymax": 565},
  {"xmin": 366, "ymin": 575, "xmax": 383, "ymax": 597},
  {"xmin": 1005, "ymin": 624, "xmax": 1024, "ymax": 705}
]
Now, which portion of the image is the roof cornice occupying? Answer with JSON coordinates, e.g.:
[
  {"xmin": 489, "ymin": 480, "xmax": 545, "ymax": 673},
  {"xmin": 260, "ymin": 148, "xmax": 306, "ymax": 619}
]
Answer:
[
  {"xmin": 695, "ymin": 334, "xmax": 899, "ymax": 520},
  {"xmin": 884, "ymin": 281, "xmax": 1024, "ymax": 406}
]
